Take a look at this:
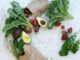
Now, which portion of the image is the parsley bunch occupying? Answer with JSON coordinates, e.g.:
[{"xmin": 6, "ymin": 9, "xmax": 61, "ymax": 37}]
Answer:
[{"xmin": 47, "ymin": 0, "xmax": 73, "ymax": 29}]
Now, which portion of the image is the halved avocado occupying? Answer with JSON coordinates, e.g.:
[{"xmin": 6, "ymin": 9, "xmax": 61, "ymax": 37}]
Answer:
[
  {"xmin": 22, "ymin": 31, "xmax": 31, "ymax": 44},
  {"xmin": 36, "ymin": 17, "xmax": 47, "ymax": 27}
]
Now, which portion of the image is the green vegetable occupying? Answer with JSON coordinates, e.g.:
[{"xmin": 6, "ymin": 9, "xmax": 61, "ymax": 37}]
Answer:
[
  {"xmin": 9, "ymin": 40, "xmax": 20, "ymax": 60},
  {"xmin": 3, "ymin": 1, "xmax": 32, "ymax": 37},
  {"xmin": 59, "ymin": 35, "xmax": 76, "ymax": 56},
  {"xmin": 59, "ymin": 49, "xmax": 68, "ymax": 56},
  {"xmin": 18, "ymin": 40, "xmax": 25, "ymax": 49},
  {"xmin": 18, "ymin": 47, "xmax": 24, "ymax": 55},
  {"xmin": 12, "ymin": 39, "xmax": 25, "ymax": 60},
  {"xmin": 3, "ymin": 1, "xmax": 31, "ymax": 60},
  {"xmin": 71, "ymin": 40, "xmax": 80, "ymax": 53},
  {"xmin": 47, "ymin": 0, "xmax": 73, "ymax": 29},
  {"xmin": 17, "ymin": 40, "xmax": 25, "ymax": 55},
  {"xmin": 5, "ymin": 28, "xmax": 14, "ymax": 37},
  {"xmin": 13, "ymin": 40, "xmax": 18, "ymax": 48}
]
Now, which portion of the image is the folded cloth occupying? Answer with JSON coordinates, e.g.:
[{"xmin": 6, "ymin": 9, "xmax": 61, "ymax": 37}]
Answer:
[
  {"xmin": 19, "ymin": 45, "xmax": 48, "ymax": 60},
  {"xmin": 27, "ymin": 0, "xmax": 49, "ymax": 16}
]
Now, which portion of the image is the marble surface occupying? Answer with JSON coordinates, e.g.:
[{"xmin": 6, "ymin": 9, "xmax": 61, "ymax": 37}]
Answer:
[{"xmin": 0, "ymin": 0, "xmax": 80, "ymax": 60}]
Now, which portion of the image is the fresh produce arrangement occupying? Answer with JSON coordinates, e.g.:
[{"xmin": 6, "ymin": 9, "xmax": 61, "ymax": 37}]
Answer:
[
  {"xmin": 59, "ymin": 25, "xmax": 80, "ymax": 56},
  {"xmin": 3, "ymin": 0, "xmax": 80, "ymax": 60},
  {"xmin": 60, "ymin": 33, "xmax": 80, "ymax": 56},
  {"xmin": 3, "ymin": 1, "xmax": 33, "ymax": 60},
  {"xmin": 47, "ymin": 0, "xmax": 73, "ymax": 29},
  {"xmin": 3, "ymin": 1, "xmax": 33, "ymax": 37},
  {"xmin": 59, "ymin": 34, "xmax": 76, "ymax": 56}
]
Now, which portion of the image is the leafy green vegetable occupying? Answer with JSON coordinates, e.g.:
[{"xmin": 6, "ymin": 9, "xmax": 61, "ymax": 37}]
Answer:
[
  {"xmin": 5, "ymin": 28, "xmax": 14, "ymax": 37},
  {"xmin": 59, "ymin": 35, "xmax": 76, "ymax": 56},
  {"xmin": 3, "ymin": 1, "xmax": 31, "ymax": 60},
  {"xmin": 17, "ymin": 40, "xmax": 25, "ymax": 55},
  {"xmin": 71, "ymin": 40, "xmax": 80, "ymax": 53},
  {"xmin": 47, "ymin": 0, "xmax": 73, "ymax": 29},
  {"xmin": 59, "ymin": 49, "xmax": 68, "ymax": 56},
  {"xmin": 12, "ymin": 39, "xmax": 25, "ymax": 60},
  {"xmin": 13, "ymin": 40, "xmax": 18, "ymax": 48},
  {"xmin": 18, "ymin": 40, "xmax": 25, "ymax": 49},
  {"xmin": 18, "ymin": 47, "xmax": 24, "ymax": 55},
  {"xmin": 9, "ymin": 40, "xmax": 20, "ymax": 60},
  {"xmin": 3, "ymin": 1, "xmax": 32, "ymax": 37},
  {"xmin": 4, "ymin": 19, "xmax": 28, "ymax": 32}
]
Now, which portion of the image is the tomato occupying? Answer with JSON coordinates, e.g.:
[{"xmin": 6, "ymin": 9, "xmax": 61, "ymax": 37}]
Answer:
[
  {"xmin": 61, "ymin": 25, "xmax": 65, "ymax": 29},
  {"xmin": 27, "ymin": 28, "xmax": 32, "ymax": 33},
  {"xmin": 67, "ymin": 27, "xmax": 72, "ymax": 33},
  {"xmin": 55, "ymin": 21, "xmax": 61, "ymax": 26},
  {"xmin": 61, "ymin": 32, "xmax": 68, "ymax": 40}
]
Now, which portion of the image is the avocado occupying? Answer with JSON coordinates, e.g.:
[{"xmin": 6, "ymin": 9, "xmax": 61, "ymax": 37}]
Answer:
[{"xmin": 36, "ymin": 17, "xmax": 47, "ymax": 27}]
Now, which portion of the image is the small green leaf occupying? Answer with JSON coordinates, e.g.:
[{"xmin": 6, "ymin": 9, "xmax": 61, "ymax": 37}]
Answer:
[
  {"xmin": 59, "ymin": 50, "xmax": 68, "ymax": 56},
  {"xmin": 71, "ymin": 41, "xmax": 80, "ymax": 53}
]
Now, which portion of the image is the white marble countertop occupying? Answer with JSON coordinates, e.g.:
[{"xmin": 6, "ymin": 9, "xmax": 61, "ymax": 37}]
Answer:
[{"xmin": 0, "ymin": 0, "xmax": 80, "ymax": 60}]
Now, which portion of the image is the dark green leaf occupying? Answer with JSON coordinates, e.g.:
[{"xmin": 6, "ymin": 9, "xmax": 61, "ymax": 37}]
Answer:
[
  {"xmin": 18, "ymin": 40, "xmax": 25, "ymax": 48},
  {"xmin": 59, "ymin": 49, "xmax": 68, "ymax": 56},
  {"xmin": 71, "ymin": 40, "xmax": 80, "ymax": 53},
  {"xmin": 13, "ymin": 40, "xmax": 18, "ymax": 48},
  {"xmin": 59, "ymin": 35, "xmax": 76, "ymax": 56}
]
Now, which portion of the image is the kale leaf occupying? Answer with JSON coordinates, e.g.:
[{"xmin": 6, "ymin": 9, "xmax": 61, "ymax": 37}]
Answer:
[{"xmin": 3, "ymin": 1, "xmax": 32, "ymax": 37}]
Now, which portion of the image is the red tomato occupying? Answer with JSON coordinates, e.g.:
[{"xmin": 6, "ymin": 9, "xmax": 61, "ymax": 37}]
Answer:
[
  {"xmin": 27, "ymin": 28, "xmax": 32, "ymax": 33},
  {"xmin": 61, "ymin": 25, "xmax": 65, "ymax": 29},
  {"xmin": 61, "ymin": 32, "xmax": 68, "ymax": 40},
  {"xmin": 34, "ymin": 27, "xmax": 39, "ymax": 32},
  {"xmin": 67, "ymin": 27, "xmax": 72, "ymax": 33},
  {"xmin": 31, "ymin": 18, "xmax": 38, "ymax": 27},
  {"xmin": 55, "ymin": 21, "xmax": 61, "ymax": 26}
]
